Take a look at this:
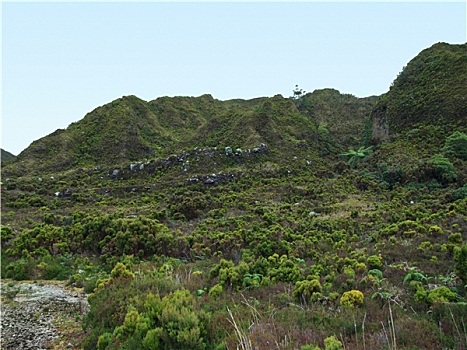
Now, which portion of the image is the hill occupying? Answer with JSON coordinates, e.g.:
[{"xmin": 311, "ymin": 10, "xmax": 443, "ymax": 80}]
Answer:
[
  {"xmin": 5, "ymin": 90, "xmax": 376, "ymax": 175},
  {"xmin": 300, "ymin": 88, "xmax": 378, "ymax": 147},
  {"xmin": 371, "ymin": 42, "xmax": 467, "ymax": 142},
  {"xmin": 367, "ymin": 42, "xmax": 467, "ymax": 189},
  {"xmin": 1, "ymin": 149, "xmax": 16, "ymax": 163},
  {"xmin": 1, "ymin": 43, "xmax": 466, "ymax": 350}
]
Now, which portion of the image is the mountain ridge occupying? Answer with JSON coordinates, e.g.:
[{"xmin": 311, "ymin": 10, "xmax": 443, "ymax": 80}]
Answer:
[
  {"xmin": 1, "ymin": 149, "xmax": 16, "ymax": 163},
  {"xmin": 7, "ymin": 89, "xmax": 376, "ymax": 174}
]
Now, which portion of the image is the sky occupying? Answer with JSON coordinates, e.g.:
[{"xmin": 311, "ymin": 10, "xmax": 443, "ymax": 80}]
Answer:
[{"xmin": 2, "ymin": 1, "xmax": 466, "ymax": 156}]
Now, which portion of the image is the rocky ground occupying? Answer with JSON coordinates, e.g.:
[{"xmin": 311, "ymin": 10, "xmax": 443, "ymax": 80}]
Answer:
[{"xmin": 1, "ymin": 280, "xmax": 88, "ymax": 350}]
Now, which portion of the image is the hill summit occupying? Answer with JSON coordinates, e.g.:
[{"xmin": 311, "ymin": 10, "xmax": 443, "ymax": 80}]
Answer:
[
  {"xmin": 1, "ymin": 149, "xmax": 16, "ymax": 163},
  {"xmin": 10, "ymin": 90, "xmax": 376, "ymax": 173},
  {"xmin": 371, "ymin": 42, "xmax": 467, "ymax": 142}
]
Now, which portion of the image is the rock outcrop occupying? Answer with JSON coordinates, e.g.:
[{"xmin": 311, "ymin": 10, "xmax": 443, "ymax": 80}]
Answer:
[{"xmin": 1, "ymin": 281, "xmax": 88, "ymax": 350}]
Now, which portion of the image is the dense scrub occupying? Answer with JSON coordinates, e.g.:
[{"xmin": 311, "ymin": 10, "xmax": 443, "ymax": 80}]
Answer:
[
  {"xmin": 2, "ymin": 140, "xmax": 466, "ymax": 349},
  {"xmin": 1, "ymin": 42, "xmax": 466, "ymax": 349}
]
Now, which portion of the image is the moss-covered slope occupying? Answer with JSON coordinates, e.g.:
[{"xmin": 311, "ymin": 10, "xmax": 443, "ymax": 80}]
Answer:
[
  {"xmin": 1, "ymin": 149, "xmax": 16, "ymax": 163},
  {"xmin": 371, "ymin": 42, "xmax": 467, "ymax": 142},
  {"xmin": 300, "ymin": 88, "xmax": 378, "ymax": 148},
  {"xmin": 6, "ymin": 91, "xmax": 376, "ymax": 174}
]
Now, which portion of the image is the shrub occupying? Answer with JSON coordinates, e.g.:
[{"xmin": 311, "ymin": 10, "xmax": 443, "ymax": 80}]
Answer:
[
  {"xmin": 269, "ymin": 255, "xmax": 303, "ymax": 283},
  {"xmin": 354, "ymin": 262, "xmax": 367, "ymax": 272},
  {"xmin": 293, "ymin": 279, "xmax": 323, "ymax": 304},
  {"xmin": 367, "ymin": 255, "xmax": 382, "ymax": 269},
  {"xmin": 452, "ymin": 185, "xmax": 467, "ymax": 200},
  {"xmin": 210, "ymin": 259, "xmax": 250, "ymax": 290},
  {"xmin": 414, "ymin": 287, "xmax": 428, "ymax": 303},
  {"xmin": 143, "ymin": 328, "xmax": 162, "ymax": 349},
  {"xmin": 343, "ymin": 267, "xmax": 355, "ymax": 279},
  {"xmin": 113, "ymin": 308, "xmax": 149, "ymax": 343},
  {"xmin": 324, "ymin": 335, "xmax": 343, "ymax": 350},
  {"xmin": 1, "ymin": 226, "xmax": 14, "ymax": 241},
  {"xmin": 409, "ymin": 281, "xmax": 428, "ymax": 302},
  {"xmin": 4, "ymin": 257, "xmax": 35, "ymax": 280},
  {"xmin": 328, "ymin": 292, "xmax": 340, "ymax": 302},
  {"xmin": 380, "ymin": 164, "xmax": 405, "ymax": 189},
  {"xmin": 340, "ymin": 290, "xmax": 364, "ymax": 307},
  {"xmin": 454, "ymin": 244, "xmax": 467, "ymax": 285},
  {"xmin": 37, "ymin": 255, "xmax": 73, "ymax": 280},
  {"xmin": 110, "ymin": 262, "xmax": 135, "ymax": 280},
  {"xmin": 84, "ymin": 275, "xmax": 103, "ymax": 294},
  {"xmin": 150, "ymin": 289, "xmax": 209, "ymax": 350},
  {"xmin": 427, "ymin": 154, "xmax": 457, "ymax": 183},
  {"xmin": 97, "ymin": 332, "xmax": 112, "ymax": 350},
  {"xmin": 209, "ymin": 284, "xmax": 223, "ymax": 298},
  {"xmin": 301, "ymin": 345, "xmax": 321, "ymax": 350},
  {"xmin": 28, "ymin": 195, "xmax": 47, "ymax": 207},
  {"xmin": 427, "ymin": 286, "xmax": 457, "ymax": 304},
  {"xmin": 93, "ymin": 288, "xmax": 210, "ymax": 350},
  {"xmin": 442, "ymin": 131, "xmax": 467, "ymax": 160},
  {"xmin": 448, "ymin": 233, "xmax": 462, "ymax": 244}
]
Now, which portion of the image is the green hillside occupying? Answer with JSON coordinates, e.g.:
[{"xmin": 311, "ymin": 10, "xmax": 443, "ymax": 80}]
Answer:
[
  {"xmin": 7, "ymin": 89, "xmax": 375, "ymax": 175},
  {"xmin": 368, "ymin": 42, "xmax": 467, "ymax": 189},
  {"xmin": 371, "ymin": 42, "xmax": 467, "ymax": 142},
  {"xmin": 1, "ymin": 149, "xmax": 16, "ymax": 163},
  {"xmin": 301, "ymin": 88, "xmax": 378, "ymax": 147},
  {"xmin": 1, "ymin": 43, "xmax": 466, "ymax": 350}
]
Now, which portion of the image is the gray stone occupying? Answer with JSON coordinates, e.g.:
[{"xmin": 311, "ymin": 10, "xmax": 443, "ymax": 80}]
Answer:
[{"xmin": 1, "ymin": 282, "xmax": 88, "ymax": 350}]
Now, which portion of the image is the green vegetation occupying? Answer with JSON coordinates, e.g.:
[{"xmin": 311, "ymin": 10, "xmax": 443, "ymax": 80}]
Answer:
[
  {"xmin": 371, "ymin": 42, "xmax": 467, "ymax": 141},
  {"xmin": 1, "ymin": 42, "xmax": 466, "ymax": 349},
  {"xmin": 1, "ymin": 148, "xmax": 16, "ymax": 163},
  {"xmin": 340, "ymin": 146, "xmax": 373, "ymax": 168},
  {"xmin": 443, "ymin": 131, "xmax": 467, "ymax": 160},
  {"xmin": 340, "ymin": 290, "xmax": 364, "ymax": 307}
]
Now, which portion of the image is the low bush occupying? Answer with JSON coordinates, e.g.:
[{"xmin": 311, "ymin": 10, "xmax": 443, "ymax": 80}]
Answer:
[{"xmin": 340, "ymin": 290, "xmax": 364, "ymax": 307}]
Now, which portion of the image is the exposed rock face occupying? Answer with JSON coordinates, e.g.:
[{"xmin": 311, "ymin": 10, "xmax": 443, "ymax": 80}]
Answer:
[
  {"xmin": 1, "ymin": 281, "xmax": 88, "ymax": 350},
  {"xmin": 370, "ymin": 102, "xmax": 389, "ymax": 142}
]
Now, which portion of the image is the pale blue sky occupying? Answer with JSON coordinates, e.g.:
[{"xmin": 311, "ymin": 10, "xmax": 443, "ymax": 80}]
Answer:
[{"xmin": 2, "ymin": 1, "xmax": 466, "ymax": 155}]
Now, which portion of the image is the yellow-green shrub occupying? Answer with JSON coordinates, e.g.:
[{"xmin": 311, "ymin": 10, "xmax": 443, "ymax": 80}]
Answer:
[{"xmin": 340, "ymin": 290, "xmax": 364, "ymax": 307}]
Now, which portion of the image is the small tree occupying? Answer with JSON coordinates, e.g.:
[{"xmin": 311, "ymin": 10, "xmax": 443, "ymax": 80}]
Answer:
[
  {"xmin": 291, "ymin": 84, "xmax": 306, "ymax": 100},
  {"xmin": 442, "ymin": 131, "xmax": 467, "ymax": 160},
  {"xmin": 427, "ymin": 154, "xmax": 457, "ymax": 183}
]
